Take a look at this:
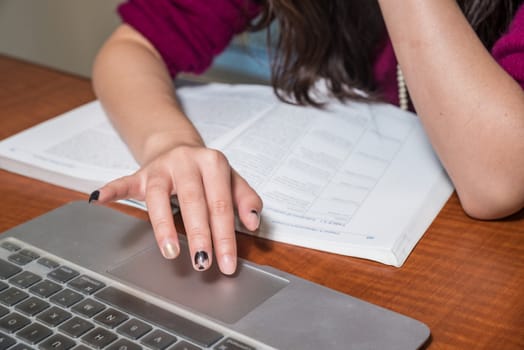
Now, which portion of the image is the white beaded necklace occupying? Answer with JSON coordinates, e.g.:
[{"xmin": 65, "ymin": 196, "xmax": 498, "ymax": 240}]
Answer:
[{"xmin": 396, "ymin": 64, "xmax": 409, "ymax": 111}]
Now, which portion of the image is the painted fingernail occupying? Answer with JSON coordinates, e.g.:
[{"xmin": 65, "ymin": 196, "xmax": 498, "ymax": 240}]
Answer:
[
  {"xmin": 194, "ymin": 251, "xmax": 209, "ymax": 271},
  {"xmin": 160, "ymin": 238, "xmax": 179, "ymax": 259},
  {"xmin": 220, "ymin": 254, "xmax": 236, "ymax": 275},
  {"xmin": 88, "ymin": 190, "xmax": 100, "ymax": 203}
]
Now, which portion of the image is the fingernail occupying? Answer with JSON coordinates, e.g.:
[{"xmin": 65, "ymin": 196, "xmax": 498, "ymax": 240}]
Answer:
[
  {"xmin": 194, "ymin": 251, "xmax": 209, "ymax": 271},
  {"xmin": 160, "ymin": 238, "xmax": 179, "ymax": 259},
  {"xmin": 220, "ymin": 254, "xmax": 236, "ymax": 275},
  {"xmin": 88, "ymin": 190, "xmax": 100, "ymax": 203},
  {"xmin": 248, "ymin": 210, "xmax": 260, "ymax": 230}
]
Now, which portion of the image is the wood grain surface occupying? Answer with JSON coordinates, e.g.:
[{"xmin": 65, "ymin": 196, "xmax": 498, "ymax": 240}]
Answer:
[{"xmin": 1, "ymin": 55, "xmax": 523, "ymax": 349}]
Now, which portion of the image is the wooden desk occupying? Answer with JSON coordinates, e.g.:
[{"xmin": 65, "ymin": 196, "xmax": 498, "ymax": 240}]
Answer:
[{"xmin": 1, "ymin": 55, "xmax": 523, "ymax": 349}]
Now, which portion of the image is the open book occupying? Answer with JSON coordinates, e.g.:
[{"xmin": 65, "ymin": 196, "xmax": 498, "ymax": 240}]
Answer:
[{"xmin": 0, "ymin": 83, "xmax": 453, "ymax": 266}]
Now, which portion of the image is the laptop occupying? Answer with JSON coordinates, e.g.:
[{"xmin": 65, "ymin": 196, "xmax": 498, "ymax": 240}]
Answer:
[{"xmin": 0, "ymin": 201, "xmax": 430, "ymax": 349}]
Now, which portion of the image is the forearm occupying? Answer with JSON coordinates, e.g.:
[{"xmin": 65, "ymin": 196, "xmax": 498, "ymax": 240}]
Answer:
[
  {"xmin": 378, "ymin": 0, "xmax": 524, "ymax": 218},
  {"xmin": 92, "ymin": 24, "xmax": 204, "ymax": 165},
  {"xmin": 92, "ymin": 25, "xmax": 263, "ymax": 275}
]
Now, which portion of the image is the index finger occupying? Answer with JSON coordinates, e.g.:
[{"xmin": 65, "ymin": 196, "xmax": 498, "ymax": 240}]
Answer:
[{"xmin": 144, "ymin": 176, "xmax": 180, "ymax": 260}]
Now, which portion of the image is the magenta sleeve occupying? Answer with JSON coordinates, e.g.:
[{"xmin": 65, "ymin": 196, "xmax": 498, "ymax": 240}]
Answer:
[
  {"xmin": 117, "ymin": 0, "xmax": 261, "ymax": 77},
  {"xmin": 492, "ymin": 4, "xmax": 524, "ymax": 89}
]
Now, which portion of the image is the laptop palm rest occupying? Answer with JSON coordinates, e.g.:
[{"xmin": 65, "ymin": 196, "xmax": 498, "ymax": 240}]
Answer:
[
  {"xmin": 107, "ymin": 243, "xmax": 288, "ymax": 324},
  {"xmin": 1, "ymin": 201, "xmax": 431, "ymax": 349}
]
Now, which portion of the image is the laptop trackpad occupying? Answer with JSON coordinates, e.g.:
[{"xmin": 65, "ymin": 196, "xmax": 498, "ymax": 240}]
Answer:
[{"xmin": 107, "ymin": 245, "xmax": 288, "ymax": 324}]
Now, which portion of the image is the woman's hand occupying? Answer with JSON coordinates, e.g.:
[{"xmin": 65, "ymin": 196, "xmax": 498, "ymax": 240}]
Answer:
[
  {"xmin": 89, "ymin": 145, "xmax": 263, "ymax": 275},
  {"xmin": 91, "ymin": 24, "xmax": 262, "ymax": 274}
]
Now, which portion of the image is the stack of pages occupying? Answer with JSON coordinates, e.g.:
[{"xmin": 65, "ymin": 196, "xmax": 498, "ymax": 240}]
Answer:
[{"xmin": 0, "ymin": 83, "xmax": 453, "ymax": 266}]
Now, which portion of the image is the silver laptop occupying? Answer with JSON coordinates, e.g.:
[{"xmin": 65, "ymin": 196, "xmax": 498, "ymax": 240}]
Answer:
[{"xmin": 0, "ymin": 201, "xmax": 429, "ymax": 349}]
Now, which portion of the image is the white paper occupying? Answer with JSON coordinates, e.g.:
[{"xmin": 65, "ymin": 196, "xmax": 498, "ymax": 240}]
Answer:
[{"xmin": 0, "ymin": 83, "xmax": 454, "ymax": 266}]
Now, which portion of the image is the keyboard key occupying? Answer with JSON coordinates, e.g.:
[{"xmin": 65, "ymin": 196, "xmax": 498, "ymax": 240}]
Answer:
[
  {"xmin": 0, "ymin": 306, "xmax": 8, "ymax": 318},
  {"xmin": 72, "ymin": 298, "xmax": 105, "ymax": 318},
  {"xmin": 50, "ymin": 289, "xmax": 84, "ymax": 307},
  {"xmin": 11, "ymin": 344, "xmax": 33, "ymax": 350},
  {"xmin": 81, "ymin": 327, "xmax": 118, "ymax": 348},
  {"xmin": 0, "ymin": 312, "xmax": 30, "ymax": 333},
  {"xmin": 0, "ymin": 242, "xmax": 20, "ymax": 252},
  {"xmin": 213, "ymin": 338, "xmax": 256, "ymax": 350},
  {"xmin": 106, "ymin": 338, "xmax": 142, "ymax": 350},
  {"xmin": 7, "ymin": 253, "xmax": 32, "ymax": 266},
  {"xmin": 172, "ymin": 341, "xmax": 202, "ymax": 350},
  {"xmin": 59, "ymin": 317, "xmax": 94, "ymax": 337},
  {"xmin": 96, "ymin": 287, "xmax": 223, "ymax": 347},
  {"xmin": 29, "ymin": 279, "xmax": 62, "ymax": 297},
  {"xmin": 140, "ymin": 329, "xmax": 177, "ymax": 349},
  {"xmin": 16, "ymin": 322, "xmax": 52, "ymax": 344},
  {"xmin": 37, "ymin": 257, "xmax": 60, "ymax": 269},
  {"xmin": 9, "ymin": 270, "xmax": 42, "ymax": 288},
  {"xmin": 0, "ymin": 287, "xmax": 29, "ymax": 306},
  {"xmin": 68, "ymin": 275, "xmax": 105, "ymax": 295},
  {"xmin": 48, "ymin": 266, "xmax": 79, "ymax": 283},
  {"xmin": 93, "ymin": 308, "xmax": 128, "ymax": 328},
  {"xmin": 0, "ymin": 331, "xmax": 16, "ymax": 349},
  {"xmin": 71, "ymin": 345, "xmax": 91, "ymax": 350},
  {"xmin": 36, "ymin": 306, "xmax": 72, "ymax": 327},
  {"xmin": 117, "ymin": 318, "xmax": 152, "ymax": 339},
  {"xmin": 18, "ymin": 249, "xmax": 39, "ymax": 260},
  {"xmin": 0, "ymin": 259, "xmax": 22, "ymax": 279},
  {"xmin": 39, "ymin": 333, "xmax": 76, "ymax": 350},
  {"xmin": 15, "ymin": 296, "xmax": 50, "ymax": 316},
  {"xmin": 0, "ymin": 283, "xmax": 7, "ymax": 292}
]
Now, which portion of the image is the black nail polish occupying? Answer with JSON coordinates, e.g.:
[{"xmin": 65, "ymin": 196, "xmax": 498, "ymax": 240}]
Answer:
[
  {"xmin": 194, "ymin": 251, "xmax": 209, "ymax": 270},
  {"xmin": 88, "ymin": 190, "xmax": 100, "ymax": 203}
]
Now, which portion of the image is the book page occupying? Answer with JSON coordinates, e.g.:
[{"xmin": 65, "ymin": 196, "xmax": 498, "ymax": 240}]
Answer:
[
  {"xmin": 177, "ymin": 83, "xmax": 277, "ymax": 148},
  {"xmin": 0, "ymin": 84, "xmax": 275, "ymax": 210},
  {"xmin": 213, "ymin": 96, "xmax": 453, "ymax": 266},
  {"xmin": 0, "ymin": 83, "xmax": 453, "ymax": 266},
  {"xmin": 0, "ymin": 102, "xmax": 136, "ymax": 189}
]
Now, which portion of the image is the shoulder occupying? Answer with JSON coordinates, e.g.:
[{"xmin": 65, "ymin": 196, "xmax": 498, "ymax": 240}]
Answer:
[
  {"xmin": 117, "ymin": 0, "xmax": 262, "ymax": 76},
  {"xmin": 118, "ymin": 0, "xmax": 261, "ymax": 28},
  {"xmin": 492, "ymin": 4, "xmax": 524, "ymax": 53},
  {"xmin": 492, "ymin": 4, "xmax": 524, "ymax": 88},
  {"xmin": 492, "ymin": 4, "xmax": 524, "ymax": 55}
]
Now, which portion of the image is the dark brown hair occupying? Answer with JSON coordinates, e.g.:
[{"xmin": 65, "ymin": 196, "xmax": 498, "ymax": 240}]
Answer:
[{"xmin": 251, "ymin": 0, "xmax": 522, "ymax": 106}]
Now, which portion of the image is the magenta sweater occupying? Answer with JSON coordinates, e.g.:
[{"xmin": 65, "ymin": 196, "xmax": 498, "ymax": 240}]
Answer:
[{"xmin": 118, "ymin": 0, "xmax": 524, "ymax": 107}]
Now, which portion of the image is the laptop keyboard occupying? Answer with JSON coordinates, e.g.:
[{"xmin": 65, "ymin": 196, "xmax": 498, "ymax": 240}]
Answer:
[{"xmin": 0, "ymin": 239, "xmax": 257, "ymax": 350}]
